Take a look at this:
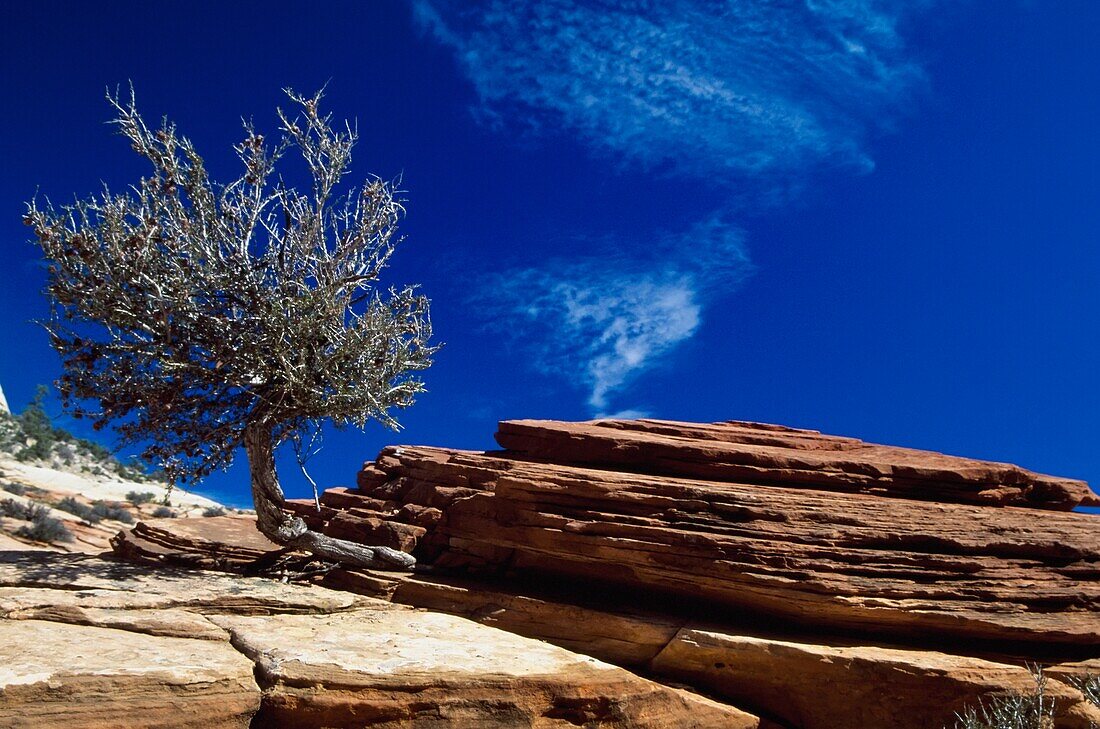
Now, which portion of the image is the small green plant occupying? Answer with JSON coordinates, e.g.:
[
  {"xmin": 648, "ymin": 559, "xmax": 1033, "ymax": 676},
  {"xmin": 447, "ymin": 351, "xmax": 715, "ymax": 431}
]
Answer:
[
  {"xmin": 91, "ymin": 501, "xmax": 134, "ymax": 524},
  {"xmin": 2, "ymin": 482, "xmax": 27, "ymax": 496},
  {"xmin": 16, "ymin": 386, "xmax": 62, "ymax": 462},
  {"xmin": 0, "ymin": 498, "xmax": 51, "ymax": 521},
  {"xmin": 202, "ymin": 506, "xmax": 228, "ymax": 517},
  {"xmin": 151, "ymin": 506, "xmax": 175, "ymax": 518},
  {"xmin": 951, "ymin": 668, "xmax": 1054, "ymax": 729},
  {"xmin": 56, "ymin": 496, "xmax": 101, "ymax": 524},
  {"xmin": 125, "ymin": 491, "xmax": 157, "ymax": 506},
  {"xmin": 16, "ymin": 511, "xmax": 74, "ymax": 543}
]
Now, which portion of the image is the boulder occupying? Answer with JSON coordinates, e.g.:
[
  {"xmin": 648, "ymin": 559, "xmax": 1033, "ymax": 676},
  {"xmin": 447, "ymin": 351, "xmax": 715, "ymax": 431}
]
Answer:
[
  {"xmin": 110, "ymin": 515, "xmax": 282, "ymax": 572},
  {"xmin": 104, "ymin": 416, "xmax": 1100, "ymax": 728}
]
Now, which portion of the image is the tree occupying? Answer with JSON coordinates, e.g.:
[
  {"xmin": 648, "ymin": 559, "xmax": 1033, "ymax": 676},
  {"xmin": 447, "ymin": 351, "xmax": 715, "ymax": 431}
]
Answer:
[{"xmin": 25, "ymin": 87, "xmax": 438, "ymax": 570}]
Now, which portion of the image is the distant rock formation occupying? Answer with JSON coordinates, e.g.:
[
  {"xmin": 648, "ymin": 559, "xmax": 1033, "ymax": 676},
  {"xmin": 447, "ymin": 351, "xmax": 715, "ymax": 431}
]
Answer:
[
  {"xmin": 0, "ymin": 382, "xmax": 8, "ymax": 415},
  {"xmin": 109, "ymin": 418, "xmax": 1100, "ymax": 728}
]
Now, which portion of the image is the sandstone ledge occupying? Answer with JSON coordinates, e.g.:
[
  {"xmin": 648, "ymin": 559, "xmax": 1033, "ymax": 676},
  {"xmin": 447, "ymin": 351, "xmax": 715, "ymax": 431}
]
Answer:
[{"xmin": 0, "ymin": 551, "xmax": 753, "ymax": 728}]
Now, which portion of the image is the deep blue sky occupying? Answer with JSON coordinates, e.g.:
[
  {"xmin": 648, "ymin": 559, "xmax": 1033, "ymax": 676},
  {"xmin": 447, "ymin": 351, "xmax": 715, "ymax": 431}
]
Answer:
[{"xmin": 2, "ymin": 2, "xmax": 1098, "ymax": 507}]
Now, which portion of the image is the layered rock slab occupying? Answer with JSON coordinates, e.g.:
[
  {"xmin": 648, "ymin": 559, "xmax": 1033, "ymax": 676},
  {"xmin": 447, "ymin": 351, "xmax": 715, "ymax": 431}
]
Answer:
[
  {"xmin": 351, "ymin": 446, "xmax": 1100, "ymax": 649},
  {"xmin": 496, "ymin": 419, "xmax": 1098, "ymax": 509},
  {"xmin": 0, "ymin": 619, "xmax": 259, "ymax": 728},
  {"xmin": 650, "ymin": 629, "xmax": 1100, "ymax": 729},
  {"xmin": 2, "ymin": 551, "xmax": 753, "ymax": 728},
  {"xmin": 110, "ymin": 516, "xmax": 1100, "ymax": 729},
  {"xmin": 215, "ymin": 608, "xmax": 755, "ymax": 728}
]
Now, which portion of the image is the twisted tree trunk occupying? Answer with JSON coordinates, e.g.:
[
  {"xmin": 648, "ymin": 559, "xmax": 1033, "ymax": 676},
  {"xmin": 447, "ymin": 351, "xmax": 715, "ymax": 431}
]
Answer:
[{"xmin": 243, "ymin": 420, "xmax": 415, "ymax": 570}]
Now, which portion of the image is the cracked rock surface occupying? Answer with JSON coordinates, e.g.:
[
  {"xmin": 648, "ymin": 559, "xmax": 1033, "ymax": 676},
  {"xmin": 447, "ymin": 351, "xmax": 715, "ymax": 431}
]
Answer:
[{"xmin": 0, "ymin": 550, "xmax": 755, "ymax": 728}]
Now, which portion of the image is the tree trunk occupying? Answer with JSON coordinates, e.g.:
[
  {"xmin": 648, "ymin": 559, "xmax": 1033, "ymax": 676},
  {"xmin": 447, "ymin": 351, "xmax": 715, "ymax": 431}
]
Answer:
[{"xmin": 243, "ymin": 420, "xmax": 415, "ymax": 570}]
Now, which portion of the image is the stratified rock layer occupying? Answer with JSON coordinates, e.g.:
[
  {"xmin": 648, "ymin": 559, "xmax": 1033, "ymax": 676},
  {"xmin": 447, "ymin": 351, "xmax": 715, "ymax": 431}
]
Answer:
[
  {"xmin": 215, "ymin": 608, "xmax": 753, "ymax": 728},
  {"xmin": 109, "ymin": 417, "xmax": 1100, "ymax": 728},
  {"xmin": 0, "ymin": 551, "xmax": 750, "ymax": 728},
  {"xmin": 650, "ymin": 630, "xmax": 1100, "ymax": 729},
  {"xmin": 346, "ymin": 444, "xmax": 1099, "ymax": 648},
  {"xmin": 497, "ymin": 419, "xmax": 1098, "ymax": 510}
]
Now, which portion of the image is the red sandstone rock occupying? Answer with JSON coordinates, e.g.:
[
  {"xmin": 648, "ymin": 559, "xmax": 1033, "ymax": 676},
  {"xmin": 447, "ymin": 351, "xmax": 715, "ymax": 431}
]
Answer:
[
  {"xmin": 351, "ymin": 444, "xmax": 1100, "ymax": 649},
  {"xmin": 496, "ymin": 418, "xmax": 1097, "ymax": 509}
]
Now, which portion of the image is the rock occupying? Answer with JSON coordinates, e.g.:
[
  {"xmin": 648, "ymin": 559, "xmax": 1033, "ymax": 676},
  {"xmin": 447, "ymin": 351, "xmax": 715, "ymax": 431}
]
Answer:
[
  {"xmin": 1, "ymin": 550, "xmax": 755, "ymax": 727},
  {"xmin": 106, "ymin": 513, "xmax": 1100, "ymax": 728},
  {"xmin": 496, "ymin": 419, "xmax": 1097, "ymax": 510},
  {"xmin": 0, "ymin": 619, "xmax": 259, "ymax": 728},
  {"xmin": 649, "ymin": 629, "xmax": 1100, "ymax": 729},
  {"xmin": 0, "ymin": 550, "xmax": 363, "ymax": 616},
  {"xmin": 322, "ymin": 511, "xmax": 426, "ymax": 552},
  {"xmin": 213, "ymin": 607, "xmax": 755, "ymax": 728},
  {"xmin": 111, "ymin": 515, "xmax": 282, "ymax": 572},
  {"xmin": 102, "ymin": 416, "xmax": 1100, "ymax": 727},
  {"xmin": 348, "ymin": 445, "xmax": 1100, "ymax": 649}
]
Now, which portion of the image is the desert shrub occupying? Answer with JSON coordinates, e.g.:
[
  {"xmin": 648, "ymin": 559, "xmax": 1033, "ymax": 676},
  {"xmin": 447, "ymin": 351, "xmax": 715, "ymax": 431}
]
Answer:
[
  {"xmin": 202, "ymin": 506, "xmax": 228, "ymax": 517},
  {"xmin": 152, "ymin": 506, "xmax": 175, "ymax": 518},
  {"xmin": 1069, "ymin": 674, "xmax": 1100, "ymax": 709},
  {"xmin": 74, "ymin": 437, "xmax": 112, "ymax": 462},
  {"xmin": 56, "ymin": 496, "xmax": 101, "ymax": 524},
  {"xmin": 91, "ymin": 501, "xmax": 134, "ymax": 524},
  {"xmin": 0, "ymin": 499, "xmax": 52, "ymax": 522},
  {"xmin": 951, "ymin": 668, "xmax": 1055, "ymax": 729},
  {"xmin": 125, "ymin": 491, "xmax": 157, "ymax": 506},
  {"xmin": 0, "ymin": 498, "xmax": 27, "ymax": 519},
  {"xmin": 16, "ymin": 511, "xmax": 74, "ymax": 543},
  {"xmin": 1, "ymin": 482, "xmax": 26, "ymax": 496}
]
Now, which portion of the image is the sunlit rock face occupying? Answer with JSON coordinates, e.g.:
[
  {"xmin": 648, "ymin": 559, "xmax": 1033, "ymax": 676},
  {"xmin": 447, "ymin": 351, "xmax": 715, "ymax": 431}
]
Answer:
[
  {"xmin": 110, "ymin": 417, "xmax": 1100, "ymax": 728},
  {"xmin": 0, "ymin": 550, "xmax": 748, "ymax": 728}
]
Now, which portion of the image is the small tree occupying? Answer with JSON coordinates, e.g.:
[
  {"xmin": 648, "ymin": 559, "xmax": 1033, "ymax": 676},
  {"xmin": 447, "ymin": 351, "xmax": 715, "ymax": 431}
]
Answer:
[{"xmin": 25, "ymin": 87, "xmax": 437, "ymax": 569}]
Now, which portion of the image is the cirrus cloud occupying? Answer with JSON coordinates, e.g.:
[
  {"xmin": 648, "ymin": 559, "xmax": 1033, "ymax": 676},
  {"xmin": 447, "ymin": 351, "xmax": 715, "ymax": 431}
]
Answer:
[{"xmin": 418, "ymin": 0, "xmax": 933, "ymax": 412}]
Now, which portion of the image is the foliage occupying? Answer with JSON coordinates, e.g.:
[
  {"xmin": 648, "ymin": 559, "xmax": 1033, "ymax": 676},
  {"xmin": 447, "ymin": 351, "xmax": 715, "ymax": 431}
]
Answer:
[
  {"xmin": 202, "ymin": 505, "xmax": 228, "ymax": 517},
  {"xmin": 16, "ymin": 385, "xmax": 66, "ymax": 462},
  {"xmin": 26, "ymin": 87, "xmax": 438, "ymax": 487},
  {"xmin": 16, "ymin": 511, "xmax": 74, "ymax": 543},
  {"xmin": 56, "ymin": 496, "xmax": 101, "ymax": 523},
  {"xmin": 5, "ymin": 497, "xmax": 74, "ymax": 543},
  {"xmin": 126, "ymin": 491, "xmax": 157, "ymax": 506},
  {"xmin": 2, "ymin": 384, "xmax": 166, "ymax": 486},
  {"xmin": 948, "ymin": 667, "xmax": 1100, "ymax": 729},
  {"xmin": 1070, "ymin": 674, "xmax": 1100, "ymax": 710},
  {"xmin": 1, "ymin": 482, "xmax": 27, "ymax": 497},
  {"xmin": 151, "ymin": 505, "xmax": 175, "ymax": 518},
  {"xmin": 91, "ymin": 501, "xmax": 134, "ymax": 524},
  {"xmin": 1, "ymin": 498, "xmax": 46, "ymax": 520}
]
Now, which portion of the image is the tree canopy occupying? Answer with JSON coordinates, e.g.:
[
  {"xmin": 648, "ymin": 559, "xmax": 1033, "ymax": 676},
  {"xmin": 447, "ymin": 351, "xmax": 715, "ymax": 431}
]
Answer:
[{"xmin": 26, "ymin": 88, "xmax": 438, "ymax": 569}]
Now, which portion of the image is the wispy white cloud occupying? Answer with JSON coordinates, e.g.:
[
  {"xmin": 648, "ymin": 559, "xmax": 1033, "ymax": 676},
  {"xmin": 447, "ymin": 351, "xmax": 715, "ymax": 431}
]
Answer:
[
  {"xmin": 479, "ymin": 216, "xmax": 750, "ymax": 411},
  {"xmin": 415, "ymin": 0, "xmax": 924, "ymax": 181},
  {"xmin": 420, "ymin": 0, "xmax": 930, "ymax": 412}
]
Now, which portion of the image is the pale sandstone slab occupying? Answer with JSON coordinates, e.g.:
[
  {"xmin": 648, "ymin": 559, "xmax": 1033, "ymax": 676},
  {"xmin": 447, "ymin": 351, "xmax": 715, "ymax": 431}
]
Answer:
[
  {"xmin": 213, "ymin": 607, "xmax": 757, "ymax": 728},
  {"xmin": 650, "ymin": 629, "xmax": 1100, "ymax": 729},
  {"xmin": 0, "ymin": 619, "xmax": 259, "ymax": 728},
  {"xmin": 0, "ymin": 550, "xmax": 366, "ymax": 615}
]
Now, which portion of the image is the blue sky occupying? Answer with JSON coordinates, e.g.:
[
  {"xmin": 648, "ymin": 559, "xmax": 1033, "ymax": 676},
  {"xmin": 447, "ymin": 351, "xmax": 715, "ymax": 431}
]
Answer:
[{"xmin": 2, "ymin": 1, "xmax": 1098, "ymax": 507}]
